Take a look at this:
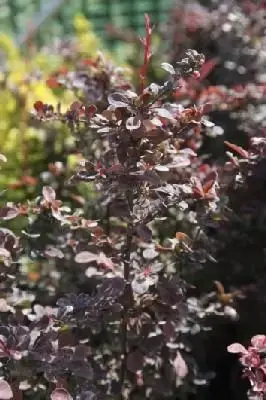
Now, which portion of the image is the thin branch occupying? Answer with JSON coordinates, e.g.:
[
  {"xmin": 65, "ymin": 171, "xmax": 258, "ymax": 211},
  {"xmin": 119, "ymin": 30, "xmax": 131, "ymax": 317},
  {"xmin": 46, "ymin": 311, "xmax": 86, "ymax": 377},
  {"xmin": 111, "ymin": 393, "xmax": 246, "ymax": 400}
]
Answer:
[{"xmin": 120, "ymin": 188, "xmax": 134, "ymax": 398}]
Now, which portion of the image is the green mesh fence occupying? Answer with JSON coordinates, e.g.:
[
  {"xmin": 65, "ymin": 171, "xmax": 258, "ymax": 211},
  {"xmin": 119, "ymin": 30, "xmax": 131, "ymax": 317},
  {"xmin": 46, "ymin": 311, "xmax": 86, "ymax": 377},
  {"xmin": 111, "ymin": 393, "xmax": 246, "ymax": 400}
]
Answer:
[{"xmin": 0, "ymin": 0, "xmax": 173, "ymax": 47}]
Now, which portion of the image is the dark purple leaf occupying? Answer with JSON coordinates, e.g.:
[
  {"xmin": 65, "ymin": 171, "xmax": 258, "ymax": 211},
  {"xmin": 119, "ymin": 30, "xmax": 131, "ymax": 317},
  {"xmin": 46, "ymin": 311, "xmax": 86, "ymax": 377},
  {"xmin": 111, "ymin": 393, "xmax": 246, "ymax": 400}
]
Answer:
[
  {"xmin": 143, "ymin": 334, "xmax": 164, "ymax": 353},
  {"xmin": 56, "ymin": 293, "xmax": 92, "ymax": 312},
  {"xmin": 126, "ymin": 350, "xmax": 144, "ymax": 373},
  {"xmin": 163, "ymin": 321, "xmax": 175, "ymax": 340},
  {"xmin": 135, "ymin": 224, "xmax": 152, "ymax": 242},
  {"xmin": 142, "ymin": 170, "xmax": 161, "ymax": 185},
  {"xmin": 98, "ymin": 277, "xmax": 125, "ymax": 300},
  {"xmin": 0, "ymin": 207, "xmax": 19, "ymax": 220},
  {"xmin": 73, "ymin": 345, "xmax": 90, "ymax": 361},
  {"xmin": 157, "ymin": 276, "xmax": 185, "ymax": 305},
  {"xmin": 78, "ymin": 391, "xmax": 97, "ymax": 400}
]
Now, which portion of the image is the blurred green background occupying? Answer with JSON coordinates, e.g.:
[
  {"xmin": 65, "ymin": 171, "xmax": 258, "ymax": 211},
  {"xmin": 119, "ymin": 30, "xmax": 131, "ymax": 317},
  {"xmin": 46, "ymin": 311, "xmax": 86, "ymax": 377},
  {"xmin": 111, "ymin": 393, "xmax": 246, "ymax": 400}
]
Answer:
[{"xmin": 0, "ymin": 0, "xmax": 173, "ymax": 48}]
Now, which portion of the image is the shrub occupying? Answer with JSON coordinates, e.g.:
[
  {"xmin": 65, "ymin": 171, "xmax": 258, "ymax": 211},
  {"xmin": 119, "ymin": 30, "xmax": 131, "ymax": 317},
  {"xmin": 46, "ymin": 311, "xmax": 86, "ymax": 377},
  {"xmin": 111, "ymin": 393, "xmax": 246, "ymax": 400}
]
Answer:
[{"xmin": 0, "ymin": 11, "xmax": 265, "ymax": 400}]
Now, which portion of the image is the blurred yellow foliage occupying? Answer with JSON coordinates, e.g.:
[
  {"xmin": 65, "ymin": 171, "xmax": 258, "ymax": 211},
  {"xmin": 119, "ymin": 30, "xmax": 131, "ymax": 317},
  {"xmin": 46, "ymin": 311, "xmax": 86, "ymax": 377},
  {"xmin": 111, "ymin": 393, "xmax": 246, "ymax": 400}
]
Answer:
[
  {"xmin": 0, "ymin": 33, "xmax": 73, "ymax": 193},
  {"xmin": 73, "ymin": 14, "xmax": 102, "ymax": 56},
  {"xmin": 0, "ymin": 13, "xmax": 134, "ymax": 201},
  {"xmin": 0, "ymin": 15, "xmax": 112, "ymax": 199}
]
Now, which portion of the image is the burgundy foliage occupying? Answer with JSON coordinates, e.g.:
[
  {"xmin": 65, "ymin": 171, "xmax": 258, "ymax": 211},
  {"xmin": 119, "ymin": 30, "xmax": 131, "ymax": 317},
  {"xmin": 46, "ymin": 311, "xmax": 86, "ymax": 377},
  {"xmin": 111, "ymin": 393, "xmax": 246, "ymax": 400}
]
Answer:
[{"xmin": 0, "ymin": 9, "xmax": 265, "ymax": 400}]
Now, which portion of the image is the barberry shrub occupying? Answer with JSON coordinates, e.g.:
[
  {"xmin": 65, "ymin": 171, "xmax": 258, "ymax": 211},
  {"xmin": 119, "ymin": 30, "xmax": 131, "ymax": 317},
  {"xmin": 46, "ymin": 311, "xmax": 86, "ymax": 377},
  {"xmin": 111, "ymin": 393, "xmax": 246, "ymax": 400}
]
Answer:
[{"xmin": 0, "ymin": 12, "xmax": 265, "ymax": 400}]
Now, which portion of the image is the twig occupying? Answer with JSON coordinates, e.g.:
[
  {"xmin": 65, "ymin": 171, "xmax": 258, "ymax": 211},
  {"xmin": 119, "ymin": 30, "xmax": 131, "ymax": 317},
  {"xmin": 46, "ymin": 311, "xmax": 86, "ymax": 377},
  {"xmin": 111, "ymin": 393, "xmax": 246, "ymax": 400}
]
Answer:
[{"xmin": 120, "ymin": 188, "xmax": 134, "ymax": 398}]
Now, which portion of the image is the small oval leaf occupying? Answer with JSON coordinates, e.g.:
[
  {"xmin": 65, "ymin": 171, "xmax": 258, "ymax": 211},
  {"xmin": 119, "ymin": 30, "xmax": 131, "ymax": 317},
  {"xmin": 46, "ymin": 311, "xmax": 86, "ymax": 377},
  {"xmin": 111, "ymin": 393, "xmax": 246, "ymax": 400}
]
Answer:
[
  {"xmin": 75, "ymin": 252, "xmax": 98, "ymax": 264},
  {"xmin": 50, "ymin": 388, "xmax": 73, "ymax": 400},
  {"xmin": 227, "ymin": 343, "xmax": 246, "ymax": 354},
  {"xmin": 161, "ymin": 62, "xmax": 175, "ymax": 75},
  {"xmin": 173, "ymin": 351, "xmax": 188, "ymax": 378},
  {"xmin": 42, "ymin": 186, "xmax": 56, "ymax": 203},
  {"xmin": 127, "ymin": 350, "xmax": 144, "ymax": 373},
  {"xmin": 0, "ymin": 380, "xmax": 13, "ymax": 399},
  {"xmin": 108, "ymin": 92, "xmax": 129, "ymax": 108}
]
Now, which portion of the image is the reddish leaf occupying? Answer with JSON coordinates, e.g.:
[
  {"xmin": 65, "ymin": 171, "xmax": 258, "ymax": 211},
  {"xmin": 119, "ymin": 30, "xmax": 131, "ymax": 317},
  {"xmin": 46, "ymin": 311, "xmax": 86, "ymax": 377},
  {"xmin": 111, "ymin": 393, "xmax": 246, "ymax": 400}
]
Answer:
[
  {"xmin": 202, "ymin": 103, "xmax": 213, "ymax": 114},
  {"xmin": 202, "ymin": 178, "xmax": 216, "ymax": 194},
  {"xmin": 175, "ymin": 232, "xmax": 189, "ymax": 242},
  {"xmin": 224, "ymin": 141, "xmax": 249, "ymax": 159},
  {"xmin": 192, "ymin": 71, "xmax": 200, "ymax": 80},
  {"xmin": 82, "ymin": 59, "xmax": 97, "ymax": 67},
  {"xmin": 192, "ymin": 172, "xmax": 217, "ymax": 200},
  {"xmin": 58, "ymin": 65, "xmax": 69, "ymax": 75},
  {"xmin": 139, "ymin": 14, "xmax": 153, "ymax": 93},
  {"xmin": 46, "ymin": 77, "xmax": 61, "ymax": 89},
  {"xmin": 70, "ymin": 101, "xmax": 82, "ymax": 112},
  {"xmin": 34, "ymin": 101, "xmax": 44, "ymax": 112},
  {"xmin": 85, "ymin": 105, "xmax": 97, "ymax": 118},
  {"xmin": 22, "ymin": 176, "xmax": 38, "ymax": 186},
  {"xmin": 0, "ymin": 380, "xmax": 13, "ymax": 399},
  {"xmin": 191, "ymin": 177, "xmax": 204, "ymax": 198},
  {"xmin": 199, "ymin": 58, "xmax": 219, "ymax": 81}
]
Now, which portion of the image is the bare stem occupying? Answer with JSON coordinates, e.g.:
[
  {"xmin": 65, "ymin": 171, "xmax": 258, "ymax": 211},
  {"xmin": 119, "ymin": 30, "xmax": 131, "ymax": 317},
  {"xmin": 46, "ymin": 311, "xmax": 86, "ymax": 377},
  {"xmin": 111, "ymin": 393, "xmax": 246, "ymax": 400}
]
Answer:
[{"xmin": 120, "ymin": 188, "xmax": 134, "ymax": 398}]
